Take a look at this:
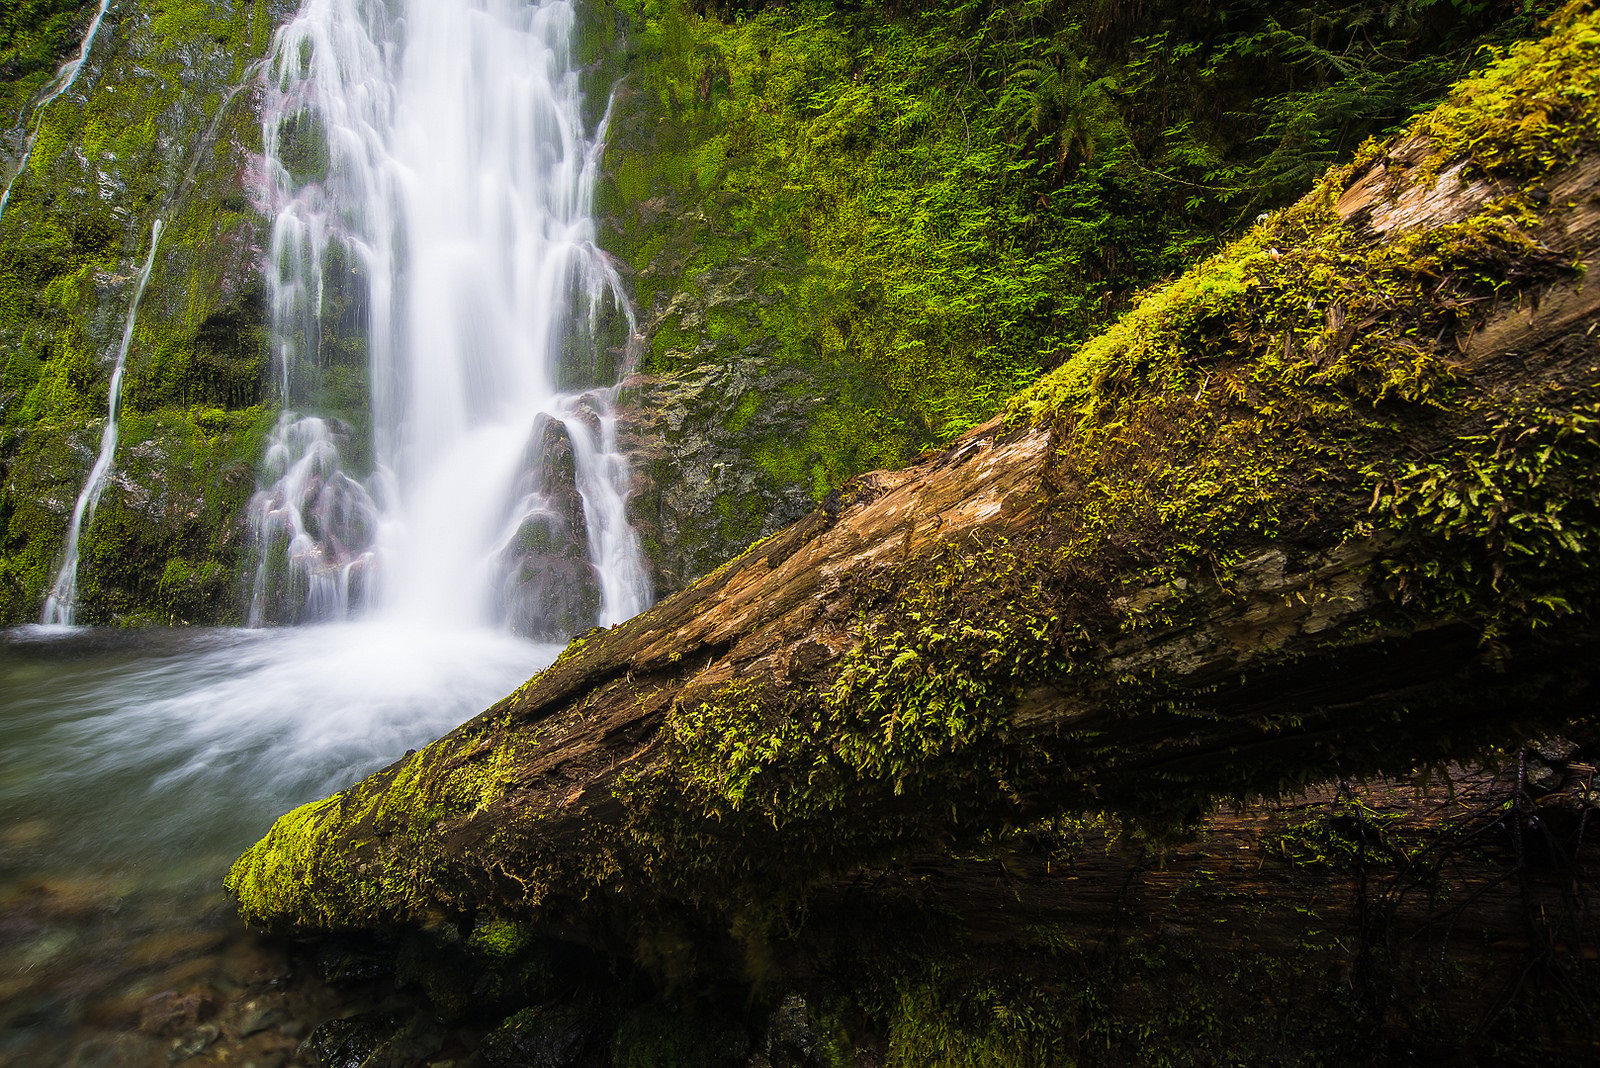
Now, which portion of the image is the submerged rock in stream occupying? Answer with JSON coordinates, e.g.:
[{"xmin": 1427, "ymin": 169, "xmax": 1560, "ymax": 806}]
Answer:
[
  {"xmin": 298, "ymin": 1013, "xmax": 402, "ymax": 1068},
  {"xmin": 479, "ymin": 1004, "xmax": 595, "ymax": 1068},
  {"xmin": 136, "ymin": 987, "xmax": 218, "ymax": 1037}
]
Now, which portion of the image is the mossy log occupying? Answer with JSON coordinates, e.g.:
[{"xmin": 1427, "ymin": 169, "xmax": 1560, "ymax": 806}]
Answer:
[{"xmin": 230, "ymin": 8, "xmax": 1600, "ymax": 935}]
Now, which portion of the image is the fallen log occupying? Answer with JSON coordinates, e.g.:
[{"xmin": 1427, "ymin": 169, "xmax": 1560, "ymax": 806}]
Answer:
[{"xmin": 229, "ymin": 7, "xmax": 1600, "ymax": 936}]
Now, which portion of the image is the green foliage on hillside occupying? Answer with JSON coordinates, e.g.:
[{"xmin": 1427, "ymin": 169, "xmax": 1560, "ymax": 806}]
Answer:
[
  {"xmin": 0, "ymin": 0, "xmax": 1564, "ymax": 620},
  {"xmin": 605, "ymin": 0, "xmax": 1550, "ymax": 443}
]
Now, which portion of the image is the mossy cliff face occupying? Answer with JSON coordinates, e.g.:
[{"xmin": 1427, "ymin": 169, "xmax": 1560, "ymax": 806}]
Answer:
[
  {"xmin": 588, "ymin": 0, "xmax": 1546, "ymax": 593},
  {"xmin": 0, "ymin": 0, "xmax": 284, "ymax": 625},
  {"xmin": 230, "ymin": 3, "xmax": 1600, "ymax": 944}
]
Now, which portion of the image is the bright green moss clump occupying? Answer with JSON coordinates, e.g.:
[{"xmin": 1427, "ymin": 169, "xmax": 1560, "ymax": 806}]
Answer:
[
  {"xmin": 226, "ymin": 706, "xmax": 559, "ymax": 930},
  {"xmin": 227, "ymin": 797, "xmax": 350, "ymax": 929},
  {"xmin": 0, "ymin": 1, "xmax": 98, "ymax": 125},
  {"xmin": 1014, "ymin": 0, "xmax": 1600, "ymax": 429}
]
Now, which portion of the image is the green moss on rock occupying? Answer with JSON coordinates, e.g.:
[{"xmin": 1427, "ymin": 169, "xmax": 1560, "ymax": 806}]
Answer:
[{"xmin": 0, "ymin": 0, "xmax": 278, "ymax": 624}]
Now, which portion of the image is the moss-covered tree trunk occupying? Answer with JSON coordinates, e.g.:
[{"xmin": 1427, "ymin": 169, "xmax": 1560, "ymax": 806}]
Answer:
[{"xmin": 230, "ymin": 6, "xmax": 1600, "ymax": 937}]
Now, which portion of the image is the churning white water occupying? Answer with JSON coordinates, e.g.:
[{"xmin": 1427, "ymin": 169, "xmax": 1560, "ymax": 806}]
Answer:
[
  {"xmin": 42, "ymin": 219, "xmax": 165, "ymax": 626},
  {"xmin": 1, "ymin": 624, "xmax": 558, "ymax": 869},
  {"xmin": 250, "ymin": 0, "xmax": 650, "ymax": 638}
]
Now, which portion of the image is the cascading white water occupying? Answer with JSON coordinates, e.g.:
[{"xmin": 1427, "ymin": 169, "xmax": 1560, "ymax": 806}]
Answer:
[
  {"xmin": 249, "ymin": 0, "xmax": 651, "ymax": 638},
  {"xmin": 0, "ymin": 0, "xmax": 113, "ymax": 226},
  {"xmin": 41, "ymin": 219, "xmax": 164, "ymax": 626}
]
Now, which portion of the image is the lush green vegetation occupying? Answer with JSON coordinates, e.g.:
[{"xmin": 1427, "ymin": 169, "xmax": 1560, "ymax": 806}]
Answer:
[
  {"xmin": 0, "ymin": 0, "xmax": 95, "ymax": 120},
  {"xmin": 0, "ymin": 0, "xmax": 1558, "ymax": 620},
  {"xmin": 592, "ymin": 0, "xmax": 1556, "ymax": 578},
  {"xmin": 604, "ymin": 0, "xmax": 1552, "ymax": 445}
]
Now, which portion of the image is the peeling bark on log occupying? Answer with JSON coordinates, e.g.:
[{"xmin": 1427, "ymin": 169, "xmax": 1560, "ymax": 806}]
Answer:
[{"xmin": 228, "ymin": 19, "xmax": 1600, "ymax": 935}]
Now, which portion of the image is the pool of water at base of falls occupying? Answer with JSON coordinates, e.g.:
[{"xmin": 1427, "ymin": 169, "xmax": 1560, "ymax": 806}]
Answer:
[{"xmin": 0, "ymin": 623, "xmax": 560, "ymax": 1066}]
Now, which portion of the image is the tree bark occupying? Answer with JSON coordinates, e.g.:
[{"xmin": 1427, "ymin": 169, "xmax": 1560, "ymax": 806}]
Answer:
[{"xmin": 228, "ymin": 14, "xmax": 1600, "ymax": 935}]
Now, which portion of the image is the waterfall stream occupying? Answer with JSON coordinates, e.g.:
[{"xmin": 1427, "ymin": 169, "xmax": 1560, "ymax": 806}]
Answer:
[
  {"xmin": 248, "ymin": 0, "xmax": 651, "ymax": 638},
  {"xmin": 41, "ymin": 218, "xmax": 164, "ymax": 627},
  {"xmin": 2, "ymin": 2, "xmax": 653, "ymax": 1054}
]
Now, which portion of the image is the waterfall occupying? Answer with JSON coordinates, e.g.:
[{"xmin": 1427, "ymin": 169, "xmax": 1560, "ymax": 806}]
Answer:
[
  {"xmin": 0, "ymin": 0, "xmax": 113, "ymax": 227},
  {"xmin": 248, "ymin": 0, "xmax": 651, "ymax": 638},
  {"xmin": 42, "ymin": 218, "xmax": 164, "ymax": 626}
]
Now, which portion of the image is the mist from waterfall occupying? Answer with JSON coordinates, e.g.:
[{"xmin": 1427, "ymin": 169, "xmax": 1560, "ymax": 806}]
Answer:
[{"xmin": 249, "ymin": 0, "xmax": 651, "ymax": 638}]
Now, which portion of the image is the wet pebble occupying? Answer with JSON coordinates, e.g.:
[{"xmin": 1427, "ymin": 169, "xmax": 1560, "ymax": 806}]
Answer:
[
  {"xmin": 0, "ymin": 817, "xmax": 54, "ymax": 851},
  {"xmin": 169, "ymin": 1021, "xmax": 221, "ymax": 1062},
  {"xmin": 65, "ymin": 1030, "xmax": 166, "ymax": 1066},
  {"xmin": 480, "ymin": 1004, "xmax": 592, "ymax": 1068},
  {"xmin": 139, "ymin": 986, "xmax": 219, "ymax": 1037},
  {"xmin": 234, "ymin": 997, "xmax": 290, "ymax": 1037},
  {"xmin": 314, "ymin": 940, "xmax": 395, "ymax": 985},
  {"xmin": 82, "ymin": 990, "xmax": 147, "ymax": 1030},
  {"xmin": 20, "ymin": 875, "xmax": 130, "ymax": 919},
  {"xmin": 241, "ymin": 1055, "xmax": 292, "ymax": 1068},
  {"xmin": 299, "ymin": 1011, "xmax": 401, "ymax": 1068},
  {"xmin": 219, "ymin": 935, "xmax": 296, "ymax": 987},
  {"xmin": 762, "ymin": 993, "xmax": 816, "ymax": 1067},
  {"xmin": 19, "ymin": 927, "xmax": 77, "ymax": 969},
  {"xmin": 152, "ymin": 954, "xmax": 226, "ymax": 991}
]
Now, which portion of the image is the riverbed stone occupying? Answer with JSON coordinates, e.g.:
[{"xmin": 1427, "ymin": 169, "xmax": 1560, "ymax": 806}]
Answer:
[
  {"xmin": 298, "ymin": 1012, "xmax": 401, "ymax": 1068},
  {"xmin": 126, "ymin": 929, "xmax": 231, "ymax": 969},
  {"xmin": 169, "ymin": 1022, "xmax": 221, "ymax": 1062},
  {"xmin": 479, "ymin": 1004, "xmax": 593, "ymax": 1068},
  {"xmin": 760, "ymin": 994, "xmax": 816, "ymax": 1068},
  {"xmin": 152, "ymin": 954, "xmax": 226, "ymax": 991},
  {"xmin": 139, "ymin": 986, "xmax": 219, "ymax": 1036},
  {"xmin": 313, "ymin": 939, "xmax": 395, "ymax": 985},
  {"xmin": 234, "ymin": 998, "xmax": 289, "ymax": 1038}
]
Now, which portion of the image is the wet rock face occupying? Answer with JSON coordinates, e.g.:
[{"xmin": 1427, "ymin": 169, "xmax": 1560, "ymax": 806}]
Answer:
[
  {"xmin": 624, "ymin": 359, "xmax": 820, "ymax": 594},
  {"xmin": 757, "ymin": 993, "xmax": 818, "ymax": 1068},
  {"xmin": 137, "ymin": 987, "xmax": 218, "ymax": 1037},
  {"xmin": 299, "ymin": 1013, "xmax": 401, "ymax": 1068},
  {"xmin": 496, "ymin": 414, "xmax": 603, "ymax": 640},
  {"xmin": 312, "ymin": 939, "xmax": 396, "ymax": 987},
  {"xmin": 595, "ymin": 26, "xmax": 936, "ymax": 596},
  {"xmin": 0, "ymin": 422, "xmax": 82, "ymax": 621},
  {"xmin": 0, "ymin": 0, "xmax": 283, "ymax": 625},
  {"xmin": 298, "ymin": 1010, "xmax": 449, "ymax": 1068}
]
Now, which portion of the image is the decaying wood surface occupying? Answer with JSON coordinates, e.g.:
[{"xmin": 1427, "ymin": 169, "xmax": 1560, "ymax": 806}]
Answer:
[{"xmin": 228, "ymin": 69, "xmax": 1600, "ymax": 934}]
